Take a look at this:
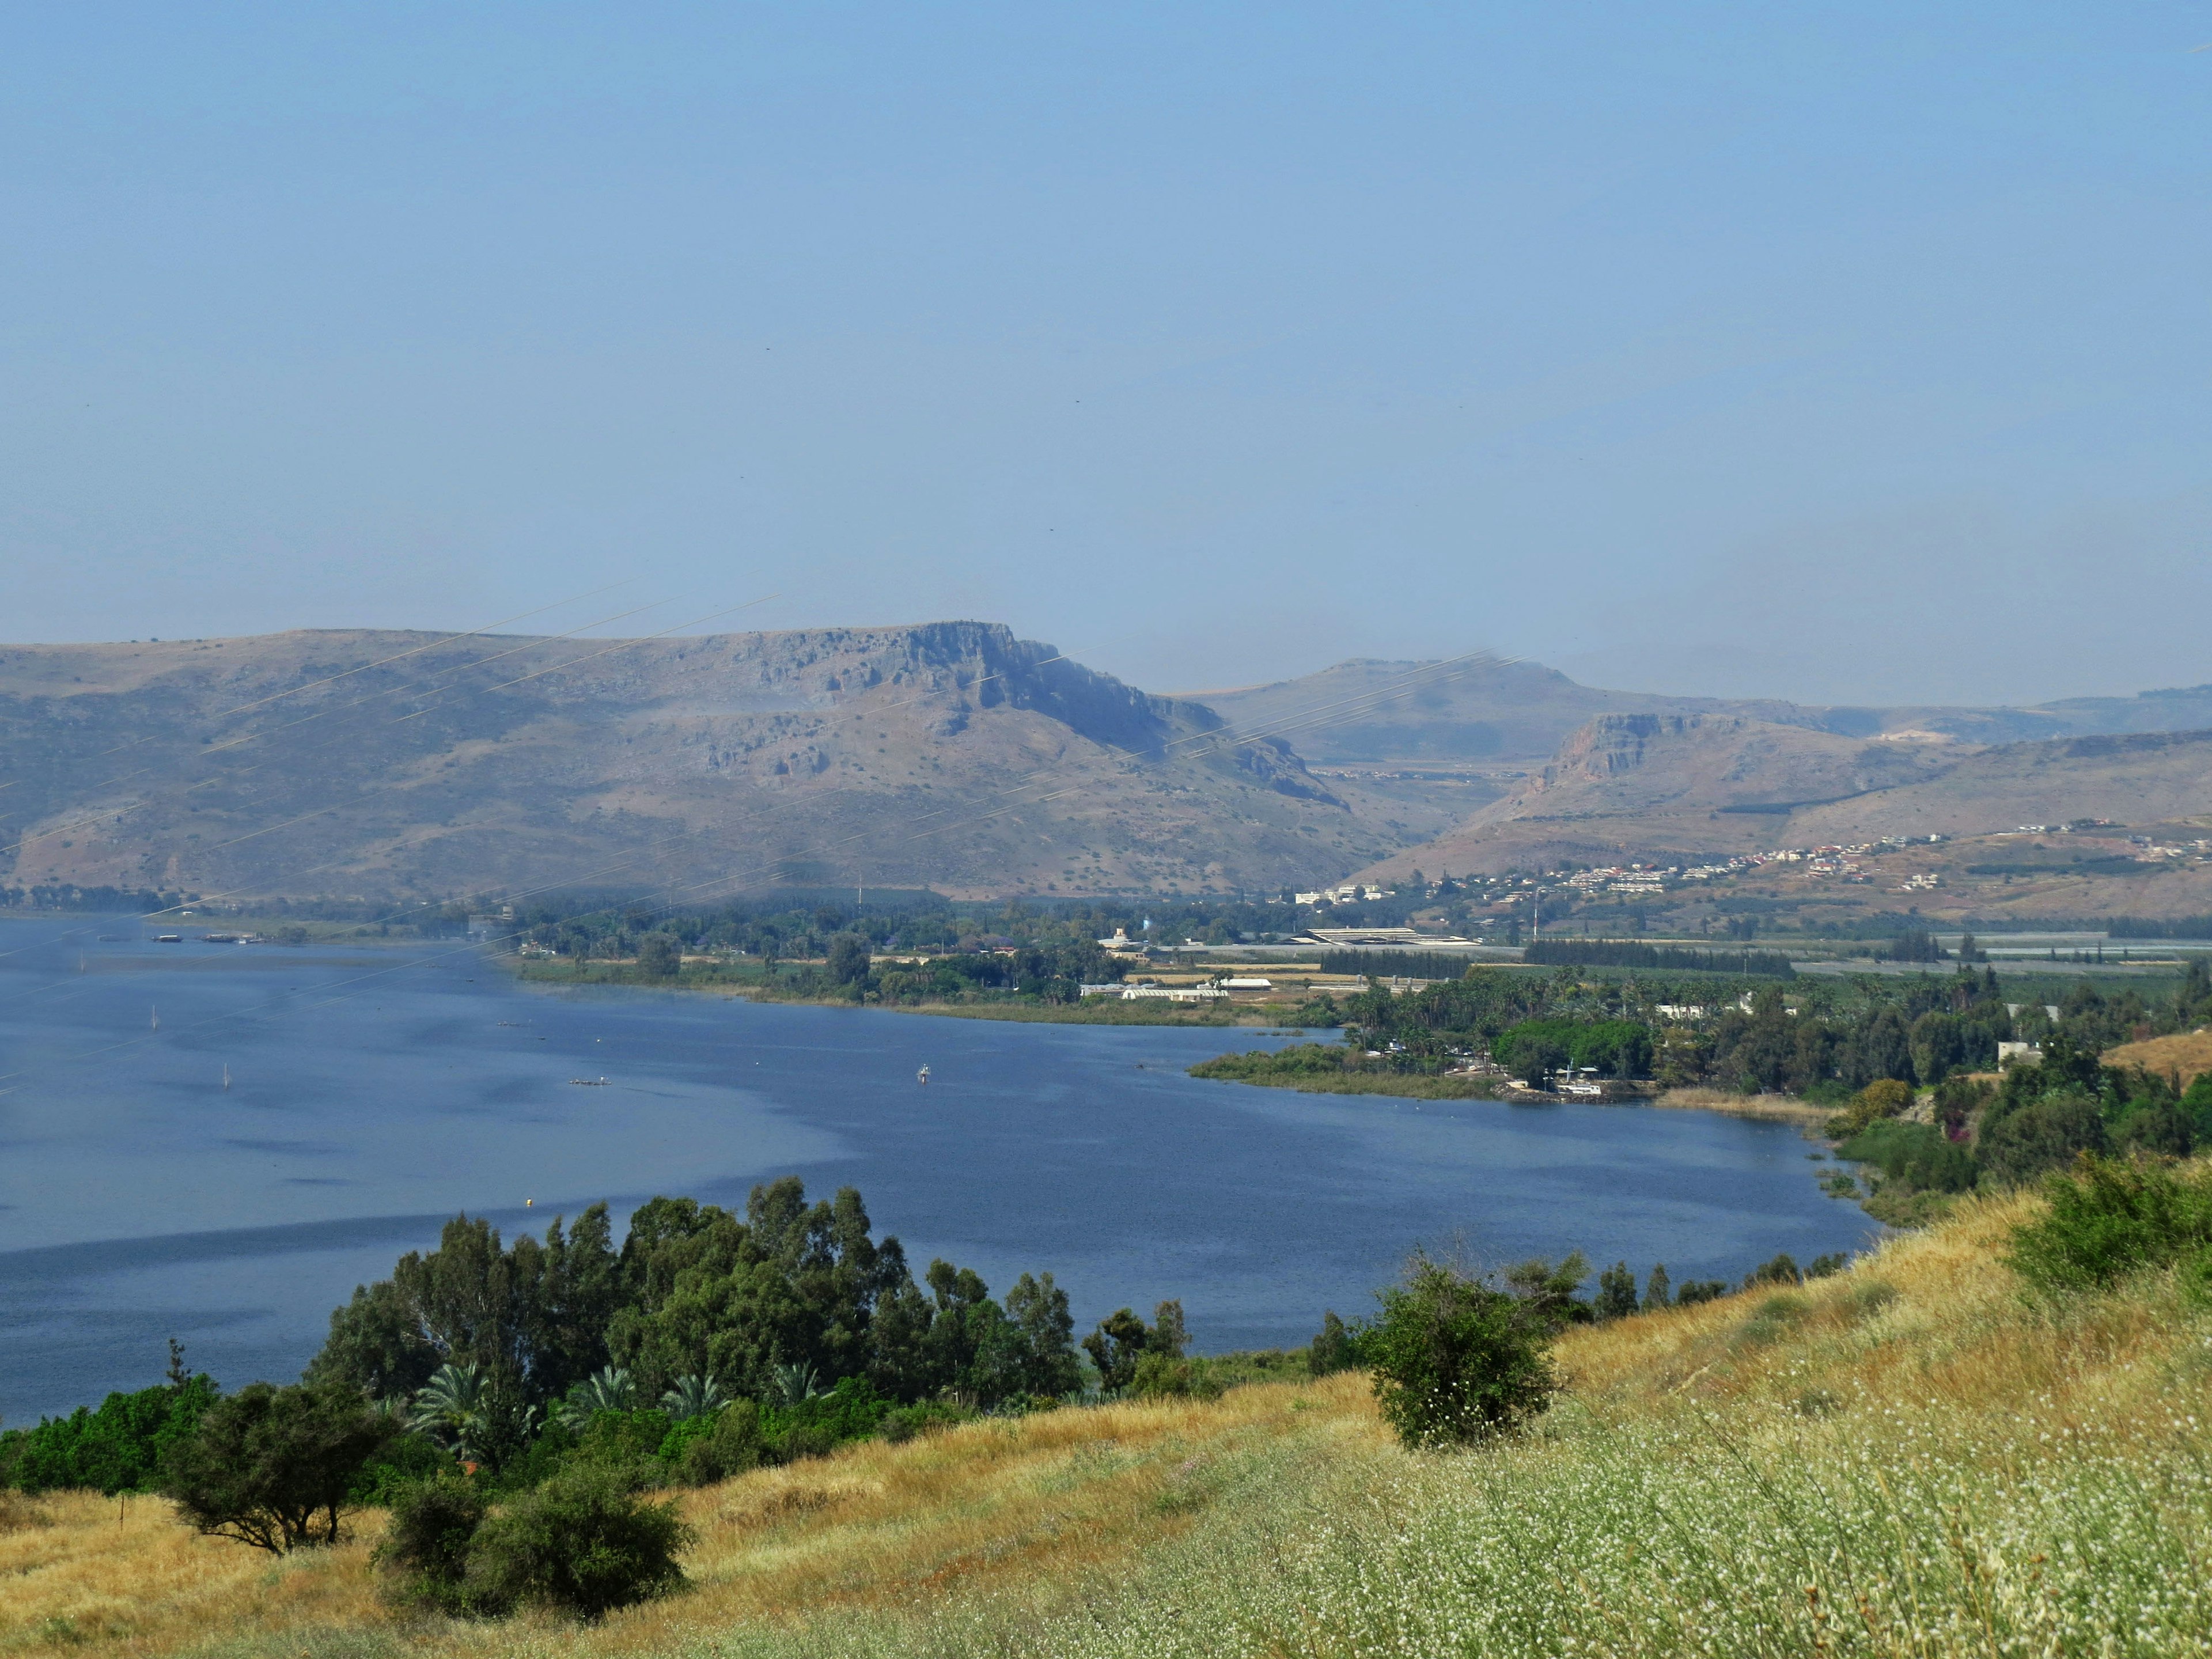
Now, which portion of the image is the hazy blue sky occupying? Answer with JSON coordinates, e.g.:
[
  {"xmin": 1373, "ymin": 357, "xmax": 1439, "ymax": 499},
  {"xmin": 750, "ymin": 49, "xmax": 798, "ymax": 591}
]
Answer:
[{"xmin": 5, "ymin": 5, "xmax": 2209, "ymax": 706}]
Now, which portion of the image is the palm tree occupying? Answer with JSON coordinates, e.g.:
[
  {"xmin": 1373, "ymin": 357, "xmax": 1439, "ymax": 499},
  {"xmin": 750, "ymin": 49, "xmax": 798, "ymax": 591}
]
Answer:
[
  {"xmin": 575, "ymin": 1364, "xmax": 637, "ymax": 1412},
  {"xmin": 410, "ymin": 1362, "xmax": 536, "ymax": 1464},
  {"xmin": 771, "ymin": 1361, "xmax": 823, "ymax": 1408},
  {"xmin": 410, "ymin": 1362, "xmax": 493, "ymax": 1462},
  {"xmin": 660, "ymin": 1373, "xmax": 727, "ymax": 1421},
  {"xmin": 552, "ymin": 1363, "xmax": 637, "ymax": 1431}
]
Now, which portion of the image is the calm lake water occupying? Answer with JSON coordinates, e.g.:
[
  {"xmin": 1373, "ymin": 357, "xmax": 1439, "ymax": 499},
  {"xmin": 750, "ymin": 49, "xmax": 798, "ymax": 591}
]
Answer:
[{"xmin": 0, "ymin": 916, "xmax": 1877, "ymax": 1422}]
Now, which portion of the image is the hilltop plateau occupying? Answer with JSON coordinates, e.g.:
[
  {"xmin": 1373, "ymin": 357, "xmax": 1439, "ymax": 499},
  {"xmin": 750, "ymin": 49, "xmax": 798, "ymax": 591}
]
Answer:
[{"xmin": 0, "ymin": 623, "xmax": 1448, "ymax": 903}]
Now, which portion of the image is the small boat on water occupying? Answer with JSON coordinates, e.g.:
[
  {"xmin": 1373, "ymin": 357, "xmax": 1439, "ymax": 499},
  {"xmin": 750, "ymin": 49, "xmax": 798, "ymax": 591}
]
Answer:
[
  {"xmin": 916, "ymin": 1063, "xmax": 930, "ymax": 1085},
  {"xmin": 221, "ymin": 1064, "xmax": 231, "ymax": 1091},
  {"xmin": 569, "ymin": 1076, "xmax": 610, "ymax": 1087},
  {"xmin": 149, "ymin": 1005, "xmax": 159, "ymax": 1031}
]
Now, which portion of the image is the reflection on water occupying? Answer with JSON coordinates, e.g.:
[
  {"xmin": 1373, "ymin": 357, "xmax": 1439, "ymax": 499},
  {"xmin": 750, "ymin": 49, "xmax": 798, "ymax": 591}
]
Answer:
[{"xmin": 0, "ymin": 915, "xmax": 1875, "ymax": 1420}]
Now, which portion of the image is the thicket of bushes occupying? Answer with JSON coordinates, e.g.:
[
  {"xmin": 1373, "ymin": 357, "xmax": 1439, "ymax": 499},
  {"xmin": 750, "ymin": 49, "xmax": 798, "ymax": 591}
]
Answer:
[{"xmin": 1822, "ymin": 1034, "xmax": 2212, "ymax": 1218}]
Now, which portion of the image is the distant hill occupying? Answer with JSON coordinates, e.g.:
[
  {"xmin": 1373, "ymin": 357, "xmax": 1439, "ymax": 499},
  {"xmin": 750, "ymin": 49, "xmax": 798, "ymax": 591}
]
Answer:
[
  {"xmin": 0, "ymin": 622, "xmax": 1421, "ymax": 902},
  {"xmin": 1355, "ymin": 714, "xmax": 2212, "ymax": 879},
  {"xmin": 1182, "ymin": 658, "xmax": 2212, "ymax": 766}
]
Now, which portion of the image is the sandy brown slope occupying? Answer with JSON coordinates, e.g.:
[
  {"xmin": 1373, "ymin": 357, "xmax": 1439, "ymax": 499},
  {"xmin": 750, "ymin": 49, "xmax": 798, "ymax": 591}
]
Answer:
[
  {"xmin": 0, "ymin": 622, "xmax": 1400, "ymax": 902},
  {"xmin": 1357, "ymin": 713, "xmax": 2212, "ymax": 879}
]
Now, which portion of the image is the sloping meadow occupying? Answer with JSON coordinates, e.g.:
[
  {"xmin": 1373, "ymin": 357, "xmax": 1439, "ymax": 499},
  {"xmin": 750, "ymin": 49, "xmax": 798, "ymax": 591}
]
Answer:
[{"xmin": 6, "ymin": 1186, "xmax": 2211, "ymax": 1657}]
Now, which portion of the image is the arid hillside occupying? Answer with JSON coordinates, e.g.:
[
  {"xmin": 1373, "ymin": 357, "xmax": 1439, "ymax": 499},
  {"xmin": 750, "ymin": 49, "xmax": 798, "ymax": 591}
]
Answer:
[
  {"xmin": 1358, "ymin": 711, "xmax": 2212, "ymax": 891},
  {"xmin": 0, "ymin": 623, "xmax": 1419, "ymax": 902}
]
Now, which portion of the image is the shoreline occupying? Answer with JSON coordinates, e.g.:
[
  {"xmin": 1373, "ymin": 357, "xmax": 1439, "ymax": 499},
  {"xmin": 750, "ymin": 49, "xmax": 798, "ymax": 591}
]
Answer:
[{"xmin": 507, "ymin": 961, "xmax": 1296, "ymax": 1028}]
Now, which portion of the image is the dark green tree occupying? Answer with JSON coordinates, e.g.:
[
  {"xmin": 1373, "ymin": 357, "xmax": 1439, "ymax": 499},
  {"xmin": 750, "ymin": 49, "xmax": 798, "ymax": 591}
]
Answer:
[
  {"xmin": 1980, "ymin": 1096, "xmax": 2107, "ymax": 1188},
  {"xmin": 1081, "ymin": 1308, "xmax": 1152, "ymax": 1393},
  {"xmin": 160, "ymin": 1382, "xmax": 396, "ymax": 1554},
  {"xmin": 375, "ymin": 1474, "xmax": 495, "ymax": 1614},
  {"xmin": 1002, "ymin": 1271, "xmax": 1084, "ymax": 1398},
  {"xmin": 825, "ymin": 933, "xmax": 872, "ymax": 986},
  {"xmin": 1593, "ymin": 1262, "xmax": 1640, "ymax": 1321},
  {"xmin": 1365, "ymin": 1255, "xmax": 1557, "ymax": 1448},
  {"xmin": 465, "ymin": 1463, "xmax": 690, "ymax": 1620},
  {"xmin": 1307, "ymin": 1310, "xmax": 1362, "ymax": 1376}
]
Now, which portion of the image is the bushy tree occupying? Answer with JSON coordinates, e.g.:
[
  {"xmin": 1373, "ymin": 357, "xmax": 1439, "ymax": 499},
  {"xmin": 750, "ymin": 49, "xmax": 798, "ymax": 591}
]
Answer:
[
  {"xmin": 1593, "ymin": 1262, "xmax": 1639, "ymax": 1321},
  {"xmin": 376, "ymin": 1474, "xmax": 495, "ymax": 1613},
  {"xmin": 1082, "ymin": 1307, "xmax": 1152, "ymax": 1393},
  {"xmin": 465, "ymin": 1463, "xmax": 690, "ymax": 1620},
  {"xmin": 310, "ymin": 1205, "xmax": 623, "ymax": 1408},
  {"xmin": 160, "ymin": 1382, "xmax": 395, "ymax": 1554},
  {"xmin": 1082, "ymin": 1300, "xmax": 1185, "ymax": 1394},
  {"xmin": 1980, "ymin": 1096, "xmax": 2107, "ymax": 1188},
  {"xmin": 1366, "ymin": 1256, "xmax": 1556, "ymax": 1448}
]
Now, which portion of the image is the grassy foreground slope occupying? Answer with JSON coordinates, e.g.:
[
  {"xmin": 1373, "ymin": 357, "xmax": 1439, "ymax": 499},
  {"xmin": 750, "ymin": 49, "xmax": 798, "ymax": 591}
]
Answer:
[{"xmin": 8, "ymin": 1186, "xmax": 2212, "ymax": 1657}]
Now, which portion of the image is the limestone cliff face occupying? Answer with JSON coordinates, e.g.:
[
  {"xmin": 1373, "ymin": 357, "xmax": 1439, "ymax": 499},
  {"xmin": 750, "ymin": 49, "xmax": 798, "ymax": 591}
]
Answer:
[
  {"xmin": 1535, "ymin": 715, "xmax": 1743, "ymax": 790},
  {"xmin": 0, "ymin": 621, "xmax": 1372, "ymax": 899}
]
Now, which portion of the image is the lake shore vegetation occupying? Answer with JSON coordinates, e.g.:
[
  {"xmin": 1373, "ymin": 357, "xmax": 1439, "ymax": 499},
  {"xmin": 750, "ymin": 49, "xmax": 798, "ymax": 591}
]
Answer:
[{"xmin": 7, "ymin": 1163, "xmax": 2211, "ymax": 1653}]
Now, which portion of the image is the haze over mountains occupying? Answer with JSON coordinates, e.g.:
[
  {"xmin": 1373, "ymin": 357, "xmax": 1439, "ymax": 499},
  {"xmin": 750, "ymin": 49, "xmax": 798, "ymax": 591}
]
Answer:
[
  {"xmin": 1185, "ymin": 658, "xmax": 2212, "ymax": 767},
  {"xmin": 0, "ymin": 623, "xmax": 1390, "ymax": 901},
  {"xmin": 4, "ymin": 626, "xmax": 2211, "ymax": 907}
]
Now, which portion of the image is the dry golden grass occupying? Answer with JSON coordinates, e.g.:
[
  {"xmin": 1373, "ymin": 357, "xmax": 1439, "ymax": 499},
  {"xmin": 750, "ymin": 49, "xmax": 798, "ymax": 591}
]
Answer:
[
  {"xmin": 0, "ymin": 1376, "xmax": 1385, "ymax": 1658},
  {"xmin": 0, "ymin": 1487, "xmax": 388, "ymax": 1652},
  {"xmin": 1649, "ymin": 1085, "xmax": 1831, "ymax": 1127},
  {"xmin": 9, "ymin": 1188, "xmax": 2209, "ymax": 1656},
  {"xmin": 2107, "ymin": 1026, "xmax": 2212, "ymax": 1088}
]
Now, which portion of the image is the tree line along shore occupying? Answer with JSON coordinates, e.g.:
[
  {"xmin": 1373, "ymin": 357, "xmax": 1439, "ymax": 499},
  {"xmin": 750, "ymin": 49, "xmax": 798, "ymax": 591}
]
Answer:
[{"xmin": 5, "ymin": 1152, "xmax": 2211, "ymax": 1653}]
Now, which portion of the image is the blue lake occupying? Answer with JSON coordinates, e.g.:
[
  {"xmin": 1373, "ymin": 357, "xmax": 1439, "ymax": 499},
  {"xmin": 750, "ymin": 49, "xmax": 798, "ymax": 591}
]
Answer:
[{"xmin": 0, "ymin": 915, "xmax": 1877, "ymax": 1422}]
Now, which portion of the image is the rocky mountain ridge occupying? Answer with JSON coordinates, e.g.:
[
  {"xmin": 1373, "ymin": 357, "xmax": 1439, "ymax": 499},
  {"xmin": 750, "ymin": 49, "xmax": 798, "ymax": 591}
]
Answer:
[{"xmin": 0, "ymin": 622, "xmax": 1397, "ymax": 902}]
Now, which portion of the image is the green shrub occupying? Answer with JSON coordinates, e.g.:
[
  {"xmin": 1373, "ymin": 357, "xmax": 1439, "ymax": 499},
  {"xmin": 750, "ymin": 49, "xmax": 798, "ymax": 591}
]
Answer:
[
  {"xmin": 762, "ymin": 1376, "xmax": 889, "ymax": 1461},
  {"xmin": 1841, "ymin": 1119, "xmax": 1979, "ymax": 1194},
  {"xmin": 160, "ymin": 1381, "xmax": 396, "ymax": 1554},
  {"xmin": 2006, "ymin": 1155, "xmax": 2212, "ymax": 1297},
  {"xmin": 878, "ymin": 1400, "xmax": 975, "ymax": 1445},
  {"xmin": 0, "ymin": 1374, "xmax": 218, "ymax": 1495},
  {"xmin": 678, "ymin": 1400, "xmax": 767, "ymax": 1483},
  {"xmin": 1131, "ymin": 1352, "xmax": 1224, "ymax": 1400},
  {"xmin": 348, "ymin": 1430, "xmax": 454, "ymax": 1505},
  {"xmin": 465, "ymin": 1463, "xmax": 691, "ymax": 1620},
  {"xmin": 1980, "ymin": 1095, "xmax": 2107, "ymax": 1188},
  {"xmin": 375, "ymin": 1474, "xmax": 499, "ymax": 1615},
  {"xmin": 1829, "ymin": 1077, "xmax": 1915, "ymax": 1139},
  {"xmin": 574, "ymin": 1407, "xmax": 674, "ymax": 1472},
  {"xmin": 1365, "ymin": 1256, "xmax": 1557, "ymax": 1449},
  {"xmin": 2184, "ymin": 1072, "xmax": 2212, "ymax": 1143}
]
